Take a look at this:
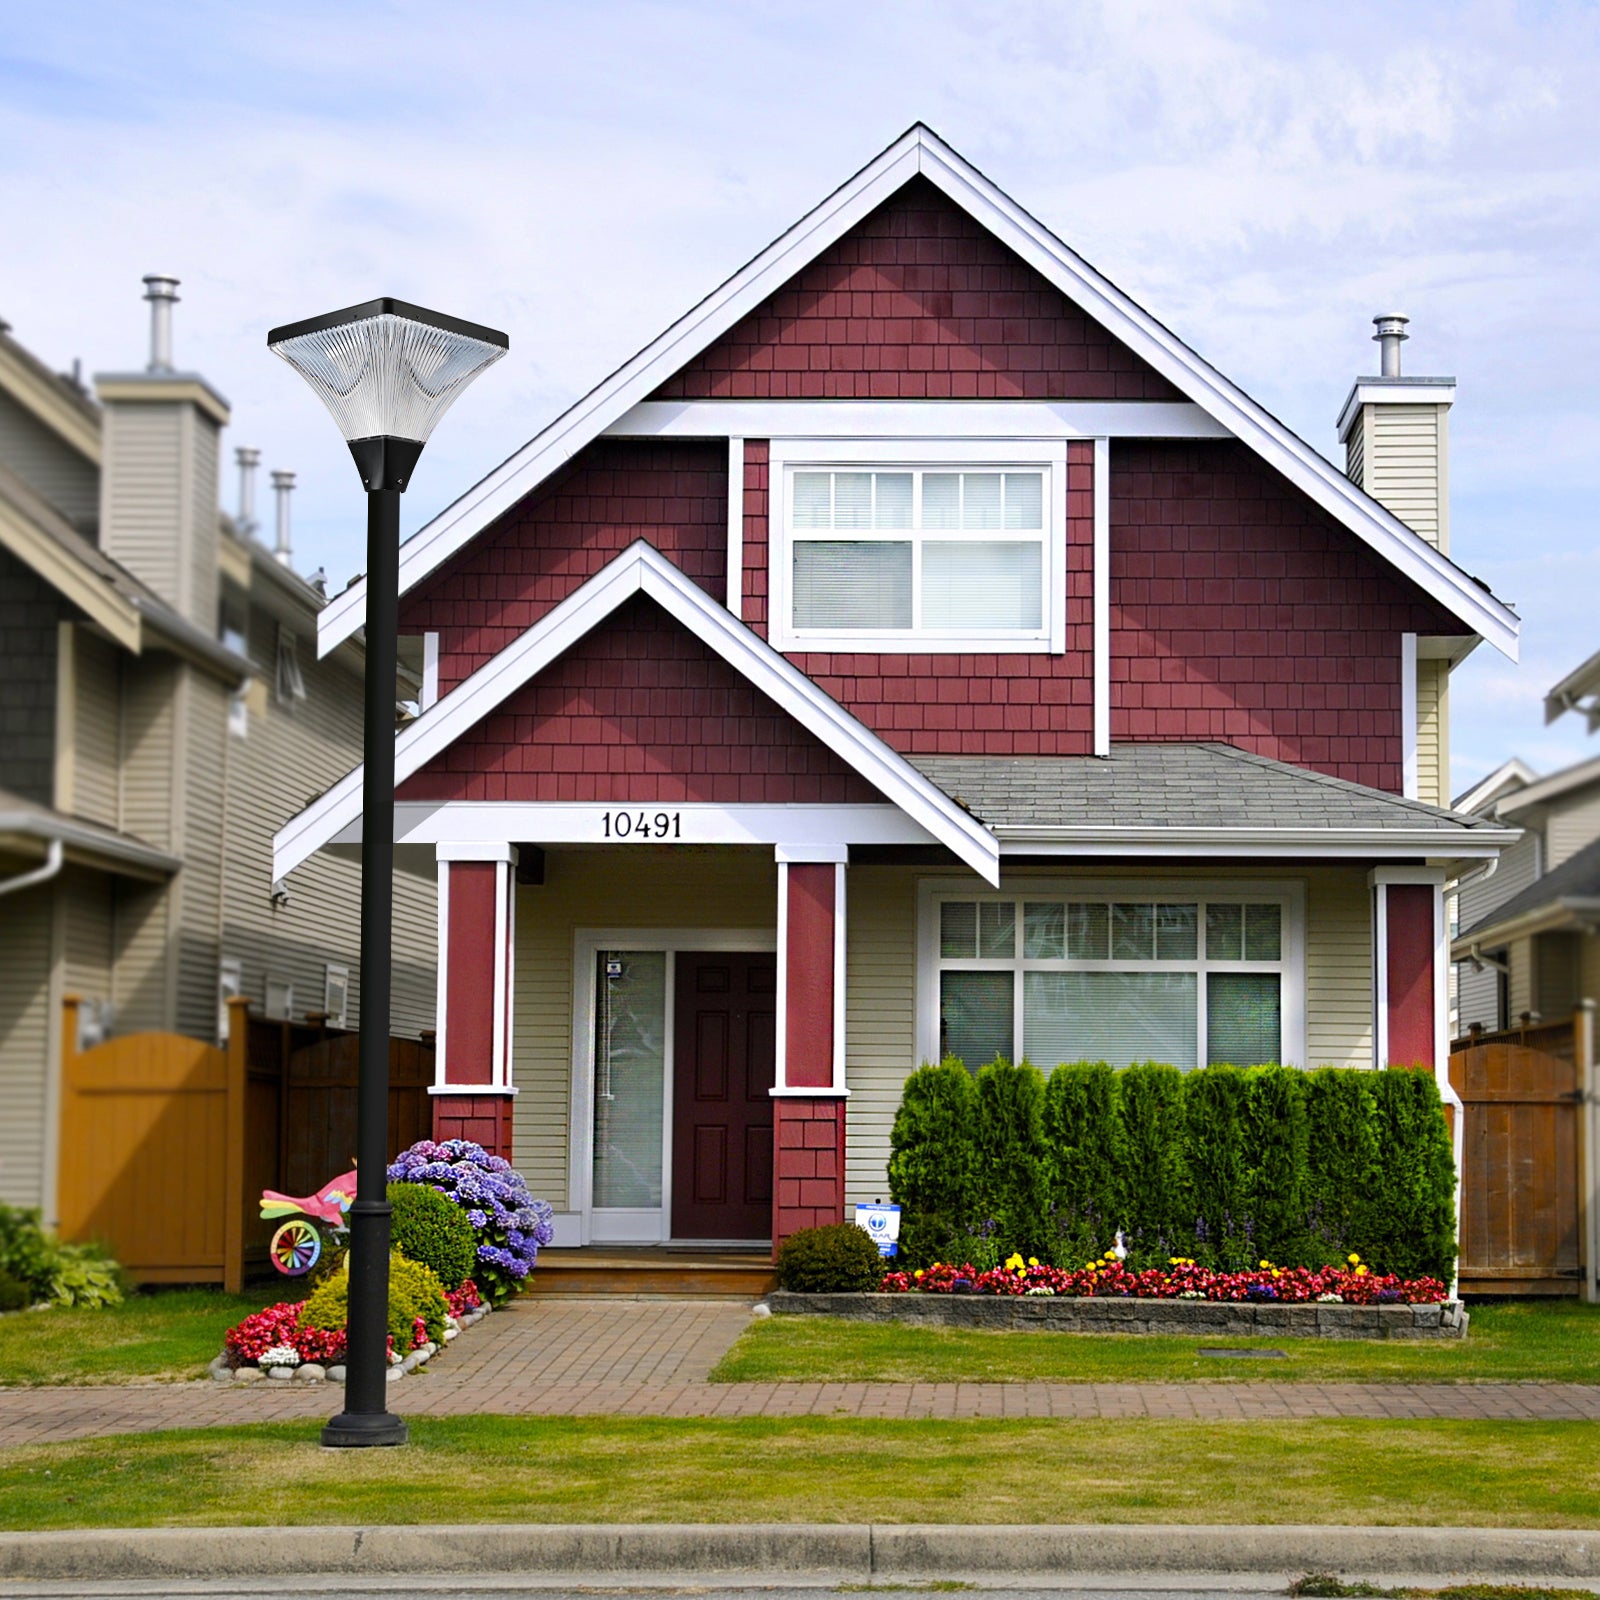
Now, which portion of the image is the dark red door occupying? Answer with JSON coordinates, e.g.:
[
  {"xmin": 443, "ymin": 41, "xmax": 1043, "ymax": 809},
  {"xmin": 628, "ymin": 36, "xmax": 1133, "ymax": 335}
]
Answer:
[{"xmin": 671, "ymin": 953, "xmax": 776, "ymax": 1241}]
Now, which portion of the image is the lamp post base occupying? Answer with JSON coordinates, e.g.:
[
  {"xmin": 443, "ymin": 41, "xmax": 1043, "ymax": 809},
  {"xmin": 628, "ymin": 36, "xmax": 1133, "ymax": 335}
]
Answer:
[{"xmin": 321, "ymin": 1410, "xmax": 410, "ymax": 1449}]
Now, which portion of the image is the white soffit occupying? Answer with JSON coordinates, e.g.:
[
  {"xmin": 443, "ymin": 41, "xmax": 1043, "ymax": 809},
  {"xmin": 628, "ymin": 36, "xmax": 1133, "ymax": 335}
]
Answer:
[
  {"xmin": 316, "ymin": 125, "xmax": 1519, "ymax": 663},
  {"xmin": 279, "ymin": 541, "xmax": 1000, "ymax": 884}
]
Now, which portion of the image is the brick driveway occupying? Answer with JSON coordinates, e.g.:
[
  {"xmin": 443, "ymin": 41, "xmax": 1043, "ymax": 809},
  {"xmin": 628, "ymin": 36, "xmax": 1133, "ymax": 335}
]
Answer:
[{"xmin": 1, "ymin": 1299, "xmax": 1598, "ymax": 1448}]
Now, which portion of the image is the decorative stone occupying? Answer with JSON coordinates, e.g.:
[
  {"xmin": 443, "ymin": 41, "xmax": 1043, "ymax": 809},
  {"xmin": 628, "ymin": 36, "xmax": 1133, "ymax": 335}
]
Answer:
[
  {"xmin": 208, "ymin": 1353, "xmax": 231, "ymax": 1377},
  {"xmin": 385, "ymin": 1365, "xmax": 403, "ymax": 1382},
  {"xmin": 266, "ymin": 1365, "xmax": 294, "ymax": 1380},
  {"xmin": 233, "ymin": 1365, "xmax": 264, "ymax": 1384},
  {"xmin": 210, "ymin": 1366, "xmax": 234, "ymax": 1384},
  {"xmin": 443, "ymin": 1327, "xmax": 460, "ymax": 1341},
  {"xmin": 326, "ymin": 1365, "xmax": 347, "ymax": 1383},
  {"xmin": 751, "ymin": 1303, "xmax": 773, "ymax": 1319},
  {"xmin": 294, "ymin": 1363, "xmax": 326, "ymax": 1383}
]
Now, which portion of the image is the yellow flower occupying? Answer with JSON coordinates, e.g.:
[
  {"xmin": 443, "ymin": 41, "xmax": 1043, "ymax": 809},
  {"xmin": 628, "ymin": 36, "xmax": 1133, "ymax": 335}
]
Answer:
[
  {"xmin": 1355, "ymin": 1264, "xmax": 1368, "ymax": 1277},
  {"xmin": 1273, "ymin": 1269, "xmax": 1282, "ymax": 1278},
  {"xmin": 1004, "ymin": 1252, "xmax": 1026, "ymax": 1272},
  {"xmin": 913, "ymin": 1269, "xmax": 924, "ymax": 1279},
  {"xmin": 1084, "ymin": 1262, "xmax": 1097, "ymax": 1271},
  {"xmin": 1169, "ymin": 1257, "xmax": 1180, "ymax": 1266},
  {"xmin": 1259, "ymin": 1259, "xmax": 1272, "ymax": 1270},
  {"xmin": 1347, "ymin": 1253, "xmax": 1361, "ymax": 1265},
  {"xmin": 1028, "ymin": 1257, "xmax": 1039, "ymax": 1267}
]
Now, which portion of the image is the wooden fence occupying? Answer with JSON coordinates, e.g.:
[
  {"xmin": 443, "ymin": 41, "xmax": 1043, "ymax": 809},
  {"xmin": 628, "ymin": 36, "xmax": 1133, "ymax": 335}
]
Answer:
[
  {"xmin": 1449, "ymin": 1004, "xmax": 1597, "ymax": 1298},
  {"xmin": 57, "ymin": 995, "xmax": 433, "ymax": 1290}
]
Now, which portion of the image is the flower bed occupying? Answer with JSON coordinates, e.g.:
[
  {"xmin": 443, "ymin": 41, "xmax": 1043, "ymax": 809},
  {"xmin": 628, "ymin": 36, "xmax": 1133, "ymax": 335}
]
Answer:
[{"xmin": 211, "ymin": 1277, "xmax": 489, "ymax": 1386}]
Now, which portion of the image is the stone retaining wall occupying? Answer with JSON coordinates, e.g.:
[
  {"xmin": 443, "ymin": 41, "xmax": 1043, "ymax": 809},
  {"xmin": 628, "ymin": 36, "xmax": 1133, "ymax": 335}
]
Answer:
[{"xmin": 766, "ymin": 1292, "xmax": 1468, "ymax": 1339}]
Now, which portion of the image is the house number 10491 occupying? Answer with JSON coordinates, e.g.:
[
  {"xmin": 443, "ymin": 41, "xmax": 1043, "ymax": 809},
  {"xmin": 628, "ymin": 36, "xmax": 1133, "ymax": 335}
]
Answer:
[{"xmin": 601, "ymin": 810, "xmax": 683, "ymax": 840}]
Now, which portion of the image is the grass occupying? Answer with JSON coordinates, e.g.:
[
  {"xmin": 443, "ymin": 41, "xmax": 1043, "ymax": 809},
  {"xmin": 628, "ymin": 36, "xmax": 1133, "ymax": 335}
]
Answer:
[
  {"xmin": 711, "ymin": 1301, "xmax": 1600, "ymax": 1385},
  {"xmin": 1, "ymin": 1416, "xmax": 1596, "ymax": 1530},
  {"xmin": 0, "ymin": 1287, "xmax": 294, "ymax": 1386},
  {"xmin": 1291, "ymin": 1584, "xmax": 1597, "ymax": 1600}
]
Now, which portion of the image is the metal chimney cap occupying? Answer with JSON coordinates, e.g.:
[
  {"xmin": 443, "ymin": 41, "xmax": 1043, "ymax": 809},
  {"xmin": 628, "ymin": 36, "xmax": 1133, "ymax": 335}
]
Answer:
[
  {"xmin": 1372, "ymin": 313, "xmax": 1410, "ymax": 379},
  {"xmin": 235, "ymin": 446, "xmax": 261, "ymax": 466},
  {"xmin": 270, "ymin": 469, "xmax": 297, "ymax": 489},
  {"xmin": 142, "ymin": 275, "xmax": 180, "ymax": 302}
]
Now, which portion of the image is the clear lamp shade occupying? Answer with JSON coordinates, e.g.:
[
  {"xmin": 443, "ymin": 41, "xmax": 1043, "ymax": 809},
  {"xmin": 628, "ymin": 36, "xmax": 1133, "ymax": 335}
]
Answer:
[{"xmin": 268, "ymin": 300, "xmax": 507, "ymax": 445}]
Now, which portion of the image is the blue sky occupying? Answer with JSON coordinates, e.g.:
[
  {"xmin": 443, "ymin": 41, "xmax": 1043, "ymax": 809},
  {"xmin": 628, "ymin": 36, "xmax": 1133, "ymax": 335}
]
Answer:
[{"xmin": 4, "ymin": 0, "xmax": 1597, "ymax": 792}]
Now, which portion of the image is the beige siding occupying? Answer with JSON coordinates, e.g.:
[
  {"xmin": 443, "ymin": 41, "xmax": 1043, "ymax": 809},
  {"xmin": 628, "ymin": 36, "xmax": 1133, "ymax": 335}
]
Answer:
[
  {"xmin": 70, "ymin": 626, "xmax": 121, "ymax": 828},
  {"xmin": 1507, "ymin": 935, "xmax": 1534, "ymax": 1022},
  {"xmin": 99, "ymin": 403, "xmax": 184, "ymax": 608},
  {"xmin": 0, "ymin": 885, "xmax": 55, "ymax": 1208},
  {"xmin": 174, "ymin": 669, "xmax": 225, "ymax": 1040},
  {"xmin": 1364, "ymin": 403, "xmax": 1450, "ymax": 552},
  {"xmin": 1303, "ymin": 867, "xmax": 1374, "ymax": 1068},
  {"xmin": 1545, "ymin": 786, "xmax": 1600, "ymax": 870},
  {"xmin": 1415, "ymin": 657, "xmax": 1449, "ymax": 811},
  {"xmin": 511, "ymin": 848, "xmax": 777, "ymax": 1210},
  {"xmin": 0, "ymin": 388, "xmax": 98, "ymax": 532},
  {"xmin": 60, "ymin": 868, "xmax": 115, "ymax": 1003},
  {"xmin": 219, "ymin": 593, "xmax": 437, "ymax": 1040},
  {"xmin": 186, "ymin": 412, "xmax": 219, "ymax": 635},
  {"xmin": 1344, "ymin": 409, "xmax": 1365, "ymax": 487}
]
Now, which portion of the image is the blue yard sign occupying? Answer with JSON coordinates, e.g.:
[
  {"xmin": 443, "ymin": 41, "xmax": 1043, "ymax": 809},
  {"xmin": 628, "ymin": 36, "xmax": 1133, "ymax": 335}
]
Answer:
[{"xmin": 854, "ymin": 1201, "xmax": 901, "ymax": 1257}]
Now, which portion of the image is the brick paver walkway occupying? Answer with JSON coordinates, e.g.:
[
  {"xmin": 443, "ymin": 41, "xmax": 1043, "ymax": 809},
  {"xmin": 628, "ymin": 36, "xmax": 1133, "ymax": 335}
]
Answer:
[{"xmin": 2, "ymin": 1299, "xmax": 1598, "ymax": 1448}]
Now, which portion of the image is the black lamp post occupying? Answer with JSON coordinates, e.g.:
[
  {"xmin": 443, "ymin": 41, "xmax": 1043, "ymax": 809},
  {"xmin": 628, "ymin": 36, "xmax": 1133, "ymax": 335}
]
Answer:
[{"xmin": 268, "ymin": 299, "xmax": 506, "ymax": 1448}]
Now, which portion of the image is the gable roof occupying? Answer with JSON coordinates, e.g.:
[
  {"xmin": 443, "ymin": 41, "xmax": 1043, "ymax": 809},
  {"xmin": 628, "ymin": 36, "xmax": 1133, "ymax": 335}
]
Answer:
[
  {"xmin": 275, "ymin": 541, "xmax": 1000, "ymax": 882},
  {"xmin": 1458, "ymin": 833, "xmax": 1600, "ymax": 946},
  {"xmin": 316, "ymin": 124, "xmax": 1519, "ymax": 662},
  {"xmin": 1545, "ymin": 643, "xmax": 1600, "ymax": 733},
  {"xmin": 1454, "ymin": 756, "xmax": 1539, "ymax": 817}
]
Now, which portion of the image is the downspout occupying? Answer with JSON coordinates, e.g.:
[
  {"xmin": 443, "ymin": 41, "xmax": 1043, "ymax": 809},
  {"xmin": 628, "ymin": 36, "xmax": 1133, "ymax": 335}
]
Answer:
[{"xmin": 0, "ymin": 839, "xmax": 64, "ymax": 898}]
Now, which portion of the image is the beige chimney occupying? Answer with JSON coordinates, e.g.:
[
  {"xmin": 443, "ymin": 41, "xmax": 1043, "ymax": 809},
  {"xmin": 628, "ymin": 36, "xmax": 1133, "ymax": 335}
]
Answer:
[
  {"xmin": 1336, "ymin": 315, "xmax": 1457, "ymax": 809},
  {"xmin": 94, "ymin": 275, "xmax": 231, "ymax": 630},
  {"xmin": 1336, "ymin": 314, "xmax": 1454, "ymax": 553}
]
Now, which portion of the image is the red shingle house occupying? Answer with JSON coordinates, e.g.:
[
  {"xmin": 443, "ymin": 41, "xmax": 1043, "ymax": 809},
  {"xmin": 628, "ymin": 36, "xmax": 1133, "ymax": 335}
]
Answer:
[{"xmin": 277, "ymin": 127, "xmax": 1519, "ymax": 1253}]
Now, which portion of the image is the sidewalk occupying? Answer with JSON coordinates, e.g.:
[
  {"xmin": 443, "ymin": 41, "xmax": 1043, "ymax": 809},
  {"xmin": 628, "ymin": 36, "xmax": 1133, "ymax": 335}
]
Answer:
[{"xmin": 1, "ymin": 1299, "xmax": 1598, "ymax": 1448}]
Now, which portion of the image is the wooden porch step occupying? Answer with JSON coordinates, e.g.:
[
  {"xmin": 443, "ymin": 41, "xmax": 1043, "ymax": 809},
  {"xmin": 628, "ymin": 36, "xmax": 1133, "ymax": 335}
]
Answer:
[{"xmin": 526, "ymin": 1247, "xmax": 776, "ymax": 1299}]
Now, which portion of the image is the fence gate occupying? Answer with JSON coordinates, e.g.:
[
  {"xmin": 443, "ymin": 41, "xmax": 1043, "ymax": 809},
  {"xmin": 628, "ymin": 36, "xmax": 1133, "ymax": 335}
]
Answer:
[{"xmin": 1449, "ymin": 1009, "xmax": 1596, "ymax": 1297}]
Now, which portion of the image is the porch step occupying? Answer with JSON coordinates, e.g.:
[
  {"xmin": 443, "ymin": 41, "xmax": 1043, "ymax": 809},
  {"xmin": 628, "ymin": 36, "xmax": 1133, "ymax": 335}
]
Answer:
[{"xmin": 526, "ymin": 1247, "xmax": 777, "ymax": 1299}]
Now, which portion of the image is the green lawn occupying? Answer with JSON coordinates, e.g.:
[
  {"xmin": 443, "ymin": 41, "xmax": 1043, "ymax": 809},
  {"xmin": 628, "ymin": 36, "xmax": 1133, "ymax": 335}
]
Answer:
[
  {"xmin": 0, "ymin": 1287, "xmax": 295, "ymax": 1386},
  {"xmin": 711, "ymin": 1301, "xmax": 1600, "ymax": 1385},
  {"xmin": 0, "ymin": 1416, "xmax": 1595, "ymax": 1530}
]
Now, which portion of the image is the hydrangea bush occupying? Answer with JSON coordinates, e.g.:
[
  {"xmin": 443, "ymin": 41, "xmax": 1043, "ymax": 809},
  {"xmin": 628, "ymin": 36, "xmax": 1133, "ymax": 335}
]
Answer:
[
  {"xmin": 386, "ymin": 1140, "xmax": 554, "ymax": 1305},
  {"xmin": 879, "ymin": 1251, "xmax": 1446, "ymax": 1304}
]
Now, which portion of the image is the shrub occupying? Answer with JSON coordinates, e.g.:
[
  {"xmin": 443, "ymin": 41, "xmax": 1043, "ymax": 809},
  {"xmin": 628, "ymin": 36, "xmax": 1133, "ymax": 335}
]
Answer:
[
  {"xmin": 887, "ymin": 1059, "xmax": 979, "ymax": 1267},
  {"xmin": 775, "ymin": 1223, "xmax": 885, "ymax": 1293},
  {"xmin": 1243, "ymin": 1064, "xmax": 1309, "ymax": 1265},
  {"xmin": 1042, "ymin": 1061, "xmax": 1121, "ymax": 1265},
  {"xmin": 1115, "ymin": 1062, "xmax": 1191, "ymax": 1265},
  {"xmin": 386, "ymin": 1140, "xmax": 554, "ymax": 1305},
  {"xmin": 387, "ymin": 1181, "xmax": 476, "ymax": 1291},
  {"xmin": 300, "ymin": 1249, "xmax": 448, "ymax": 1350},
  {"xmin": 1365, "ymin": 1069, "xmax": 1458, "ymax": 1282},
  {"xmin": 0, "ymin": 1268, "xmax": 30, "ymax": 1313},
  {"xmin": 1303, "ymin": 1067, "xmax": 1380, "ymax": 1265},
  {"xmin": 973, "ymin": 1059, "xmax": 1050, "ymax": 1260},
  {"xmin": 1183, "ymin": 1065, "xmax": 1253, "ymax": 1270},
  {"xmin": 0, "ymin": 1207, "xmax": 123, "ymax": 1308}
]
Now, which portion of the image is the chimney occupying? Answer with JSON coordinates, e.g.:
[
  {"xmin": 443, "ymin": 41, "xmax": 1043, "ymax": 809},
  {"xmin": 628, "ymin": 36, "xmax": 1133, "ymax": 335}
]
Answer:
[
  {"xmin": 271, "ymin": 469, "xmax": 295, "ymax": 568},
  {"xmin": 1336, "ymin": 313, "xmax": 1455, "ymax": 553},
  {"xmin": 235, "ymin": 447, "xmax": 261, "ymax": 537},
  {"xmin": 95, "ymin": 275, "xmax": 230, "ymax": 629},
  {"xmin": 142, "ymin": 275, "xmax": 180, "ymax": 372}
]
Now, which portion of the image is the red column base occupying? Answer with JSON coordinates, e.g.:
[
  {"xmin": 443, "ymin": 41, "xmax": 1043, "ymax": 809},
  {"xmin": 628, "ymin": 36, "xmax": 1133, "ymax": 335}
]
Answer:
[
  {"xmin": 432, "ymin": 1093, "xmax": 514, "ymax": 1159},
  {"xmin": 773, "ymin": 1096, "xmax": 847, "ymax": 1260}
]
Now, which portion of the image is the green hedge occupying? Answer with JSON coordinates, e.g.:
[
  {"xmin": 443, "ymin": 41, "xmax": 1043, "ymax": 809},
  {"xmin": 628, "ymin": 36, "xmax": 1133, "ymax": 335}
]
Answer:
[{"xmin": 887, "ymin": 1058, "xmax": 1456, "ymax": 1280}]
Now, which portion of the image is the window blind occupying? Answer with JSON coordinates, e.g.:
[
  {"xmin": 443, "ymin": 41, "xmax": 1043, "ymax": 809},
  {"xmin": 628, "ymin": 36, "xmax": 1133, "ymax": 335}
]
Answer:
[{"xmin": 1024, "ymin": 971, "xmax": 1199, "ymax": 1071}]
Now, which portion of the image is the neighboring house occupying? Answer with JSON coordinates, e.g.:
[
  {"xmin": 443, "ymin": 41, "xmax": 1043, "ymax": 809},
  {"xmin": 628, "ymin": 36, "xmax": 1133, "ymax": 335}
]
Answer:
[
  {"xmin": 0, "ymin": 281, "xmax": 436, "ymax": 1219},
  {"xmin": 277, "ymin": 126, "xmax": 1521, "ymax": 1253},
  {"xmin": 1451, "ymin": 652, "xmax": 1600, "ymax": 1032}
]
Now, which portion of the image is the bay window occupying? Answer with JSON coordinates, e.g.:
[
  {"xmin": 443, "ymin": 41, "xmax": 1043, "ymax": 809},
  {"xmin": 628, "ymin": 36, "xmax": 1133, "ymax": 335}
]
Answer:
[{"xmin": 929, "ymin": 887, "xmax": 1300, "ymax": 1072}]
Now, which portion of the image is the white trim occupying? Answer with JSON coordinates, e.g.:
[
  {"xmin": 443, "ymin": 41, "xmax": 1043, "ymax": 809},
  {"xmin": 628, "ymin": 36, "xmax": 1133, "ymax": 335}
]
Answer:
[
  {"xmin": 833, "ymin": 860, "xmax": 848, "ymax": 1093},
  {"xmin": 568, "ymin": 926, "xmax": 777, "ymax": 1246},
  {"xmin": 726, "ymin": 437, "xmax": 744, "ymax": 621},
  {"xmin": 279, "ymin": 541, "xmax": 999, "ymax": 883},
  {"xmin": 491, "ymin": 857, "xmax": 508, "ymax": 1089},
  {"xmin": 1453, "ymin": 756, "xmax": 1538, "ymax": 817},
  {"xmin": 504, "ymin": 859, "xmax": 517, "ymax": 1094},
  {"xmin": 429, "ymin": 1084, "xmax": 517, "ymax": 1097},
  {"xmin": 915, "ymin": 873, "xmax": 1307, "ymax": 1071},
  {"xmin": 775, "ymin": 842, "xmax": 850, "ymax": 863},
  {"xmin": 1369, "ymin": 866, "xmax": 1449, "ymax": 887},
  {"xmin": 775, "ymin": 864, "xmax": 790, "ymax": 1091},
  {"xmin": 434, "ymin": 840, "xmax": 519, "ymax": 863},
  {"xmin": 1374, "ymin": 881, "xmax": 1390, "ymax": 1068},
  {"xmin": 766, "ymin": 441, "xmax": 1068, "ymax": 654},
  {"xmin": 421, "ymin": 632, "xmax": 440, "ymax": 711},
  {"xmin": 1401, "ymin": 632, "xmax": 1419, "ymax": 801},
  {"xmin": 1092, "ymin": 436, "xmax": 1110, "ymax": 757},
  {"xmin": 609, "ymin": 399, "xmax": 1229, "ymax": 440},
  {"xmin": 316, "ymin": 126, "xmax": 1515, "ymax": 663},
  {"xmin": 434, "ymin": 859, "xmax": 449, "ymax": 1089},
  {"xmin": 357, "ymin": 801, "xmax": 935, "ymax": 851},
  {"xmin": 1336, "ymin": 380, "xmax": 1456, "ymax": 442},
  {"xmin": 993, "ymin": 827, "xmax": 1515, "ymax": 859}
]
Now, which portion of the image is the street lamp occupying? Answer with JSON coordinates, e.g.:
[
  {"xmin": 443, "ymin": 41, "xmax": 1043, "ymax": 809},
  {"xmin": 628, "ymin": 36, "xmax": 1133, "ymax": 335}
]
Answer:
[{"xmin": 269, "ymin": 299, "xmax": 506, "ymax": 1448}]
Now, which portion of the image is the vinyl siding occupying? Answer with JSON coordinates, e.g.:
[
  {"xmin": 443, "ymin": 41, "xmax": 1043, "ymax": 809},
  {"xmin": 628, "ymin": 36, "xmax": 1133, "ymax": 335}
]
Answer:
[
  {"xmin": 1303, "ymin": 867, "xmax": 1374, "ymax": 1069},
  {"xmin": 1545, "ymin": 786, "xmax": 1600, "ymax": 870},
  {"xmin": 1415, "ymin": 657, "xmax": 1449, "ymax": 811},
  {"xmin": 0, "ymin": 885, "xmax": 55, "ymax": 1208},
  {"xmin": 60, "ymin": 867, "xmax": 115, "ymax": 1003},
  {"xmin": 99, "ymin": 402, "xmax": 184, "ymax": 609},
  {"xmin": 0, "ymin": 545, "xmax": 62, "ymax": 807},
  {"xmin": 186, "ymin": 414, "xmax": 219, "ymax": 634},
  {"xmin": 70, "ymin": 626, "xmax": 121, "ymax": 827},
  {"xmin": 511, "ymin": 848, "xmax": 778, "ymax": 1210},
  {"xmin": 0, "ymin": 388, "xmax": 98, "ymax": 533},
  {"xmin": 1344, "ymin": 411, "xmax": 1365, "ymax": 488},
  {"xmin": 1364, "ymin": 403, "xmax": 1450, "ymax": 553},
  {"xmin": 174, "ymin": 670, "xmax": 225, "ymax": 1040},
  {"xmin": 219, "ymin": 594, "xmax": 437, "ymax": 1041}
]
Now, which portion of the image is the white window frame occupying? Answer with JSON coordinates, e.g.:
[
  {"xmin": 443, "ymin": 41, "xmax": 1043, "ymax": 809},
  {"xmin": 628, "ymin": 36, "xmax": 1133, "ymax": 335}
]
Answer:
[
  {"xmin": 275, "ymin": 624, "xmax": 306, "ymax": 705},
  {"xmin": 915, "ymin": 876, "xmax": 1307, "ymax": 1071},
  {"xmin": 768, "ymin": 438, "xmax": 1068, "ymax": 654},
  {"xmin": 218, "ymin": 958, "xmax": 243, "ymax": 1041},
  {"xmin": 264, "ymin": 973, "xmax": 294, "ymax": 1022},
  {"xmin": 323, "ymin": 963, "xmax": 350, "ymax": 1028}
]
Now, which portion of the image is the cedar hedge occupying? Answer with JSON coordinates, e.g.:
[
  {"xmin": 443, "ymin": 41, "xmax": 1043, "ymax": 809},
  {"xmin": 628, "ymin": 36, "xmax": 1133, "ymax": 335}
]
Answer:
[{"xmin": 889, "ymin": 1057, "xmax": 1456, "ymax": 1281}]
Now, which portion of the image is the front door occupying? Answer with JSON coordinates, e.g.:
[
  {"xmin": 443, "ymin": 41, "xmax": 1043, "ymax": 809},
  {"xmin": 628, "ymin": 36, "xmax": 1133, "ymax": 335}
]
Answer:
[{"xmin": 671, "ymin": 953, "xmax": 776, "ymax": 1241}]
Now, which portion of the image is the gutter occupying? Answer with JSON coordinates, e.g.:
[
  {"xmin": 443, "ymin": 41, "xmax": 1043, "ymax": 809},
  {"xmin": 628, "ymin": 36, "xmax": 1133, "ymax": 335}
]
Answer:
[
  {"xmin": 991, "ymin": 824, "xmax": 1521, "ymax": 859},
  {"xmin": 133, "ymin": 597, "xmax": 253, "ymax": 685},
  {"xmin": 0, "ymin": 838, "xmax": 63, "ymax": 898},
  {"xmin": 0, "ymin": 811, "xmax": 182, "ymax": 881}
]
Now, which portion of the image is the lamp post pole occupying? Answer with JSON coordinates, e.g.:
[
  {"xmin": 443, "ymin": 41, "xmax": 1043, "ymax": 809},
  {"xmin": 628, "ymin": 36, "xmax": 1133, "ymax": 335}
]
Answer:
[{"xmin": 268, "ymin": 300, "xmax": 506, "ymax": 1449}]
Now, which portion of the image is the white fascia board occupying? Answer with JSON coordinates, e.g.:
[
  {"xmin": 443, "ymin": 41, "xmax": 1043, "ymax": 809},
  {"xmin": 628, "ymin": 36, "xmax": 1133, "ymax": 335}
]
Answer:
[
  {"xmin": 606, "ymin": 399, "xmax": 1230, "ymax": 440},
  {"xmin": 318, "ymin": 124, "xmax": 1517, "ymax": 663},
  {"xmin": 280, "ymin": 541, "xmax": 999, "ymax": 883},
  {"xmin": 1336, "ymin": 380, "xmax": 1456, "ymax": 442},
  {"xmin": 317, "ymin": 130, "xmax": 931, "ymax": 659},
  {"xmin": 993, "ymin": 825, "xmax": 1521, "ymax": 859},
  {"xmin": 1453, "ymin": 757, "xmax": 1538, "ymax": 817}
]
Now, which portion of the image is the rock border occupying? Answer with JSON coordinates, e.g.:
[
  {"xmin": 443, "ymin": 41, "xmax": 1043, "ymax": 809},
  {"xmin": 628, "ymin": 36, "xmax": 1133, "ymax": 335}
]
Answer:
[
  {"xmin": 208, "ymin": 1302, "xmax": 493, "ymax": 1387},
  {"xmin": 765, "ymin": 1291, "xmax": 1468, "ymax": 1339}
]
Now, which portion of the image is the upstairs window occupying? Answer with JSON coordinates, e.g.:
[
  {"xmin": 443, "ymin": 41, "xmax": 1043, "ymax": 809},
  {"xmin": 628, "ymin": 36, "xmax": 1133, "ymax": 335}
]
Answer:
[
  {"xmin": 275, "ymin": 624, "xmax": 306, "ymax": 705},
  {"xmin": 770, "ymin": 449, "xmax": 1064, "ymax": 653}
]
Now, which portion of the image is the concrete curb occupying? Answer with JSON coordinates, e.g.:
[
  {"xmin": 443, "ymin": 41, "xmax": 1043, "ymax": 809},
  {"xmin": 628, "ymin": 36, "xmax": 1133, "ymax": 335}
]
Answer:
[{"xmin": 0, "ymin": 1523, "xmax": 1596, "ymax": 1582}]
